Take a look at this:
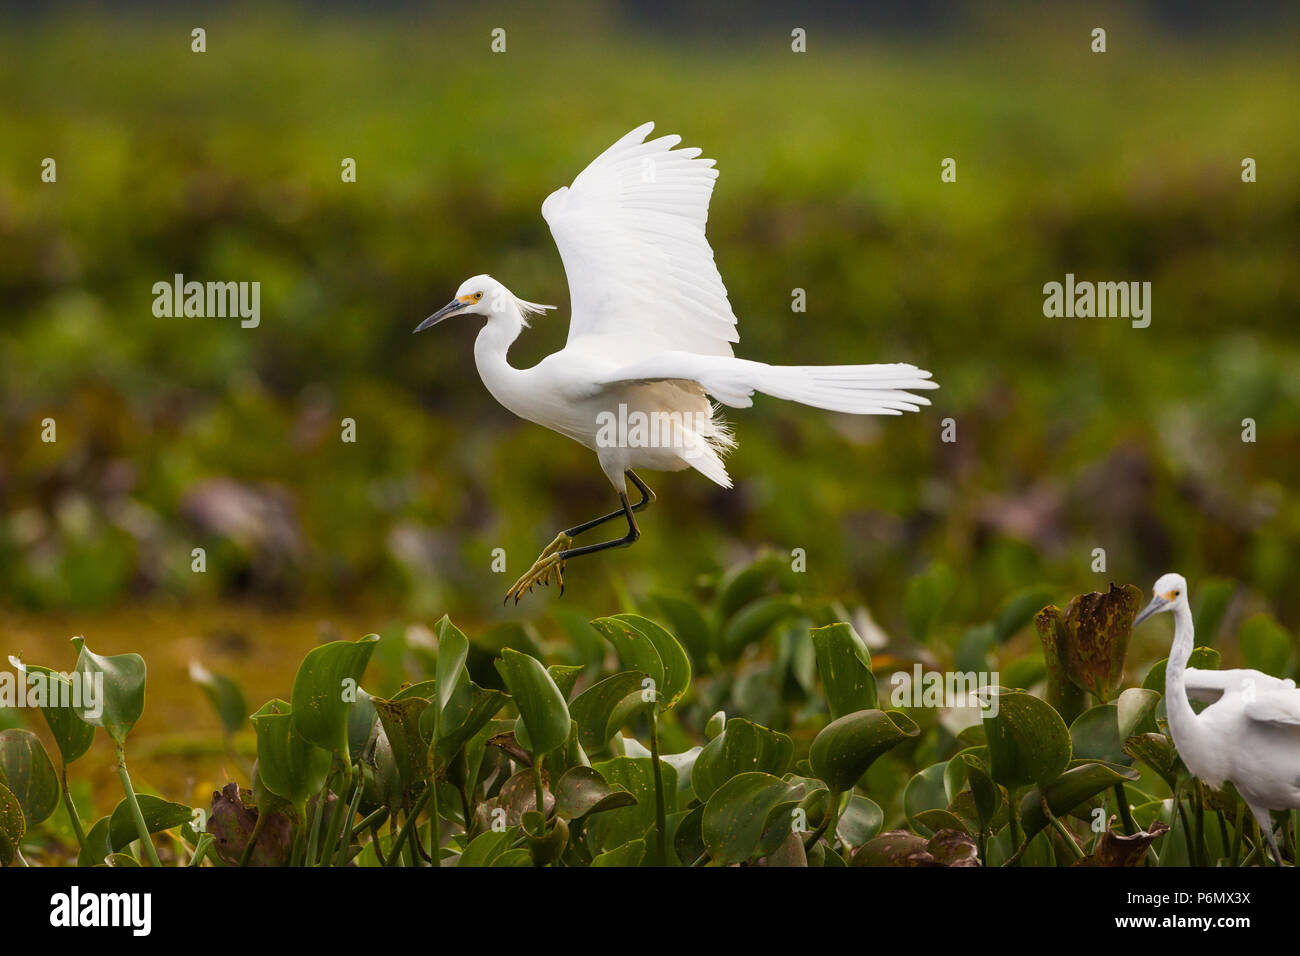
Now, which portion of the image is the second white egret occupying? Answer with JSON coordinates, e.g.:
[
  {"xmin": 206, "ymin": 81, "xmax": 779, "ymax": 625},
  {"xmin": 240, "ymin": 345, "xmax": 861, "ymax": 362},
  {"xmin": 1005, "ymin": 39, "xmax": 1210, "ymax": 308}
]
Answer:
[
  {"xmin": 416, "ymin": 123, "xmax": 939, "ymax": 602},
  {"xmin": 1134, "ymin": 572, "xmax": 1300, "ymax": 865}
]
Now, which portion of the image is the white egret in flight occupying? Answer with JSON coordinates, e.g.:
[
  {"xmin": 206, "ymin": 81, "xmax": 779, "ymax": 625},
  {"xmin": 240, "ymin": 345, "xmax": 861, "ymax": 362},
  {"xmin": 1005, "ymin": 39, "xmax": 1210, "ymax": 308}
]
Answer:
[
  {"xmin": 1134, "ymin": 572, "xmax": 1300, "ymax": 865},
  {"xmin": 415, "ymin": 123, "xmax": 939, "ymax": 602}
]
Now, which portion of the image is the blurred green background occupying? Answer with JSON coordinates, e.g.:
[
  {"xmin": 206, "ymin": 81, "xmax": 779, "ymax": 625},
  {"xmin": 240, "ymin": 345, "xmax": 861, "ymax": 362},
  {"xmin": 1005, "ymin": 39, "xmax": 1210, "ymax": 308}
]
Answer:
[{"xmin": 2, "ymin": 1, "xmax": 1298, "ymax": 728}]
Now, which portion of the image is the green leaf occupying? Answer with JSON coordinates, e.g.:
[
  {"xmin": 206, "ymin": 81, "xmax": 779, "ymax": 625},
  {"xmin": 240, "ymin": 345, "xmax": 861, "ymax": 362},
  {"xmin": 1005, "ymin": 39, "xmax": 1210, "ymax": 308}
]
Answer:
[
  {"xmin": 721, "ymin": 595, "xmax": 800, "ymax": 658},
  {"xmin": 809, "ymin": 709, "xmax": 920, "ymax": 793},
  {"xmin": 554, "ymin": 766, "xmax": 637, "ymax": 820},
  {"xmin": 1070, "ymin": 688, "xmax": 1159, "ymax": 765},
  {"xmin": 0, "ymin": 781, "xmax": 26, "ymax": 866},
  {"xmin": 188, "ymin": 660, "xmax": 247, "ymax": 735},
  {"xmin": 570, "ymin": 670, "xmax": 651, "ymax": 752},
  {"xmin": 811, "ymin": 622, "xmax": 877, "ymax": 719},
  {"xmin": 961, "ymin": 754, "xmax": 1000, "ymax": 829},
  {"xmin": 6, "ymin": 657, "xmax": 95, "ymax": 764},
  {"xmin": 1192, "ymin": 578, "xmax": 1235, "ymax": 646},
  {"xmin": 290, "ymin": 634, "xmax": 380, "ymax": 761},
  {"xmin": 592, "ymin": 614, "xmax": 692, "ymax": 711},
  {"xmin": 108, "ymin": 794, "xmax": 193, "ymax": 852},
  {"xmin": 547, "ymin": 665, "xmax": 585, "ymax": 701},
  {"xmin": 591, "ymin": 838, "xmax": 646, "ymax": 867},
  {"xmin": 495, "ymin": 648, "xmax": 571, "ymax": 757},
  {"xmin": 993, "ymin": 586, "xmax": 1057, "ymax": 643},
  {"xmin": 835, "ymin": 793, "xmax": 884, "ymax": 847},
  {"xmin": 371, "ymin": 694, "xmax": 431, "ymax": 799},
  {"xmin": 434, "ymin": 616, "xmax": 470, "ymax": 713},
  {"xmin": 982, "ymin": 688, "xmax": 1072, "ymax": 789},
  {"xmin": 701, "ymin": 772, "xmax": 803, "ymax": 866},
  {"xmin": 456, "ymin": 827, "xmax": 518, "ymax": 867},
  {"xmin": 1017, "ymin": 761, "xmax": 1140, "ymax": 841},
  {"xmin": 0, "ymin": 729, "xmax": 60, "ymax": 827},
  {"xmin": 71, "ymin": 637, "xmax": 147, "ymax": 745},
  {"xmin": 903, "ymin": 761, "xmax": 950, "ymax": 821},
  {"xmin": 250, "ymin": 699, "xmax": 332, "ymax": 808},
  {"xmin": 587, "ymin": 756, "xmax": 678, "ymax": 856},
  {"xmin": 691, "ymin": 717, "xmax": 794, "ymax": 803},
  {"xmin": 431, "ymin": 682, "xmax": 508, "ymax": 775}
]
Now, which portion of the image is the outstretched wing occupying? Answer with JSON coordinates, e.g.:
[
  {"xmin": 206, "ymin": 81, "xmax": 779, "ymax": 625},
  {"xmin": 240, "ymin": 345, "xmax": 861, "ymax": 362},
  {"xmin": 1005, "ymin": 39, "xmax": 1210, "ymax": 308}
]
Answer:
[
  {"xmin": 1244, "ymin": 688, "xmax": 1300, "ymax": 728},
  {"xmin": 542, "ymin": 122, "xmax": 739, "ymax": 359},
  {"xmin": 1185, "ymin": 667, "xmax": 1297, "ymax": 705}
]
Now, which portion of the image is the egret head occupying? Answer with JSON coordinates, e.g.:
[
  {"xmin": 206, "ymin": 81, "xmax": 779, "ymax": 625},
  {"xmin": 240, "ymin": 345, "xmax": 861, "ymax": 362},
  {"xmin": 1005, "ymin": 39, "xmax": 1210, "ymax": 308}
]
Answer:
[
  {"xmin": 1134, "ymin": 572, "xmax": 1189, "ymax": 625},
  {"xmin": 414, "ymin": 275, "xmax": 554, "ymax": 333}
]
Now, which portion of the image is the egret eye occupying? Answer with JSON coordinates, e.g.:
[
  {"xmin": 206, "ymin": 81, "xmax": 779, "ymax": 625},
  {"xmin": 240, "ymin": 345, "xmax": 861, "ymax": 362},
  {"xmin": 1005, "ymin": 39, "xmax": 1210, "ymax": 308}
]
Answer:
[{"xmin": 475, "ymin": 292, "xmax": 483, "ymax": 300}]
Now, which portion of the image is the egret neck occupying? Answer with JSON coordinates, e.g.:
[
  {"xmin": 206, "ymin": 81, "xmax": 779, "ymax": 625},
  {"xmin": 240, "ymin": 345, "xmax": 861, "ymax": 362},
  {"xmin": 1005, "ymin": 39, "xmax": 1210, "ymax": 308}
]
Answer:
[
  {"xmin": 473, "ymin": 298, "xmax": 529, "ymax": 415},
  {"xmin": 1162, "ymin": 599, "xmax": 1215, "ymax": 783}
]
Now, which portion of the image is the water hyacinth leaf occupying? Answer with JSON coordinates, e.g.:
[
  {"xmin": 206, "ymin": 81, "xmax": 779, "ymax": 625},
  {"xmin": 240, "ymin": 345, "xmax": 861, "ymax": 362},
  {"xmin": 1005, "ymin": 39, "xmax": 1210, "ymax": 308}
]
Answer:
[
  {"xmin": 592, "ymin": 838, "xmax": 646, "ymax": 867},
  {"xmin": 0, "ymin": 782, "xmax": 25, "ymax": 867},
  {"xmin": 457, "ymin": 827, "xmax": 518, "ymax": 867},
  {"xmin": 811, "ymin": 622, "xmax": 877, "ymax": 719},
  {"xmin": 434, "ymin": 615, "xmax": 470, "ymax": 714},
  {"xmin": 554, "ymin": 766, "xmax": 637, "ymax": 820},
  {"xmin": 1034, "ymin": 606, "xmax": 1089, "ymax": 725},
  {"xmin": 1017, "ymin": 761, "xmax": 1140, "ymax": 841},
  {"xmin": 347, "ymin": 687, "xmax": 378, "ymax": 762},
  {"xmin": 491, "ymin": 848, "xmax": 533, "ymax": 867},
  {"xmin": 188, "ymin": 660, "xmax": 247, "ymax": 736},
  {"xmin": 691, "ymin": 717, "xmax": 794, "ymax": 803},
  {"xmin": 71, "ymin": 637, "xmax": 147, "ymax": 746},
  {"xmin": 495, "ymin": 648, "xmax": 571, "ymax": 756},
  {"xmin": 6, "ymin": 658, "xmax": 95, "ymax": 764},
  {"xmin": 809, "ymin": 709, "xmax": 920, "ymax": 793},
  {"xmin": 547, "ymin": 664, "xmax": 585, "ymax": 701},
  {"xmin": 431, "ymin": 682, "xmax": 508, "ymax": 773},
  {"xmin": 1057, "ymin": 584, "xmax": 1143, "ymax": 702},
  {"xmin": 586, "ymin": 756, "xmax": 678, "ymax": 856},
  {"xmin": 701, "ymin": 772, "xmax": 803, "ymax": 866},
  {"xmin": 570, "ymin": 671, "xmax": 650, "ymax": 752},
  {"xmin": 851, "ymin": 828, "xmax": 978, "ymax": 867},
  {"xmin": 1123, "ymin": 733, "xmax": 1179, "ymax": 789},
  {"xmin": 961, "ymin": 754, "xmax": 1000, "ymax": 829},
  {"xmin": 1071, "ymin": 687, "xmax": 1160, "ymax": 765},
  {"xmin": 250, "ymin": 699, "xmax": 331, "ymax": 807},
  {"xmin": 108, "ymin": 793, "xmax": 195, "ymax": 852},
  {"xmin": 1076, "ymin": 820, "xmax": 1170, "ymax": 866},
  {"xmin": 1238, "ymin": 614, "xmax": 1293, "ymax": 678},
  {"xmin": 290, "ymin": 634, "xmax": 380, "ymax": 761},
  {"xmin": 77, "ymin": 816, "xmax": 111, "ymax": 867},
  {"xmin": 903, "ymin": 761, "xmax": 949, "ymax": 820},
  {"xmin": 0, "ymin": 730, "xmax": 60, "ymax": 827},
  {"xmin": 1142, "ymin": 647, "xmax": 1220, "ymax": 697},
  {"xmin": 982, "ymin": 688, "xmax": 1071, "ymax": 789},
  {"xmin": 592, "ymin": 614, "xmax": 691, "ymax": 711},
  {"xmin": 835, "ymin": 793, "xmax": 884, "ymax": 848},
  {"xmin": 371, "ymin": 695, "xmax": 431, "ymax": 797},
  {"xmin": 912, "ymin": 808, "xmax": 969, "ymax": 836}
]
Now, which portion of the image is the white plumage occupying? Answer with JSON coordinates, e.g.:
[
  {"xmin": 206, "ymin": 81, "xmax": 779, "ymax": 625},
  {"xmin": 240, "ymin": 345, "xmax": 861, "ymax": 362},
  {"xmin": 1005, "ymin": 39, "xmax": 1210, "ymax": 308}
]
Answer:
[
  {"xmin": 415, "ymin": 123, "xmax": 938, "ymax": 600},
  {"xmin": 1136, "ymin": 573, "xmax": 1300, "ymax": 865}
]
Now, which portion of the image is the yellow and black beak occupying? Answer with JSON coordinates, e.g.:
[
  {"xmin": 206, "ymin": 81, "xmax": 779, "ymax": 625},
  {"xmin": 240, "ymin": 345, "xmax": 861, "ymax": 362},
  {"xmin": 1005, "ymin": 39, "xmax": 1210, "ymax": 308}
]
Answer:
[
  {"xmin": 1134, "ymin": 594, "xmax": 1170, "ymax": 626},
  {"xmin": 414, "ymin": 298, "xmax": 466, "ymax": 333}
]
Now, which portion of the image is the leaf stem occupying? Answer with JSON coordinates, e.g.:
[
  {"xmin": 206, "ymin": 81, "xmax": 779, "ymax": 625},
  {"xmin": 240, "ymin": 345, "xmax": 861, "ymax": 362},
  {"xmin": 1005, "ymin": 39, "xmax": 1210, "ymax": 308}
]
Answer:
[
  {"xmin": 114, "ymin": 744, "xmax": 162, "ymax": 868},
  {"xmin": 60, "ymin": 763, "xmax": 86, "ymax": 852},
  {"xmin": 648, "ymin": 708, "xmax": 668, "ymax": 865}
]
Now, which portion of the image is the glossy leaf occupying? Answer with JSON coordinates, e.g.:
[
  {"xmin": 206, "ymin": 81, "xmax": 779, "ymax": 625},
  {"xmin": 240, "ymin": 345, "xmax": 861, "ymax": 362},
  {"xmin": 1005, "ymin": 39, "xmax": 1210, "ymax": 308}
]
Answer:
[
  {"xmin": 701, "ymin": 772, "xmax": 803, "ymax": 866},
  {"xmin": 569, "ymin": 670, "xmax": 650, "ymax": 752},
  {"xmin": 553, "ymin": 766, "xmax": 637, "ymax": 820},
  {"xmin": 0, "ymin": 781, "xmax": 26, "ymax": 866},
  {"xmin": 591, "ymin": 614, "xmax": 691, "ymax": 711},
  {"xmin": 0, "ymin": 730, "xmax": 60, "ymax": 827},
  {"xmin": 188, "ymin": 660, "xmax": 247, "ymax": 736},
  {"xmin": 290, "ymin": 634, "xmax": 380, "ymax": 761},
  {"xmin": 108, "ymin": 794, "xmax": 194, "ymax": 852},
  {"xmin": 809, "ymin": 709, "xmax": 919, "ymax": 793},
  {"xmin": 250, "ymin": 699, "xmax": 331, "ymax": 808},
  {"xmin": 982, "ymin": 688, "xmax": 1072, "ymax": 789},
  {"xmin": 495, "ymin": 648, "xmax": 571, "ymax": 756},
  {"xmin": 811, "ymin": 622, "xmax": 877, "ymax": 719},
  {"xmin": 6, "ymin": 657, "xmax": 95, "ymax": 764},
  {"xmin": 592, "ymin": 838, "xmax": 646, "ymax": 867},
  {"xmin": 71, "ymin": 637, "xmax": 146, "ymax": 746},
  {"xmin": 691, "ymin": 717, "xmax": 793, "ymax": 803},
  {"xmin": 1018, "ymin": 761, "xmax": 1141, "ymax": 841}
]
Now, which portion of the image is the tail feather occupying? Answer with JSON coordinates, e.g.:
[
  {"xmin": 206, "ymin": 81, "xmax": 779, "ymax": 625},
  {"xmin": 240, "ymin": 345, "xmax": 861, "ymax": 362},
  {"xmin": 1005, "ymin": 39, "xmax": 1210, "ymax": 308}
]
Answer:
[{"xmin": 718, "ymin": 361, "xmax": 938, "ymax": 415}]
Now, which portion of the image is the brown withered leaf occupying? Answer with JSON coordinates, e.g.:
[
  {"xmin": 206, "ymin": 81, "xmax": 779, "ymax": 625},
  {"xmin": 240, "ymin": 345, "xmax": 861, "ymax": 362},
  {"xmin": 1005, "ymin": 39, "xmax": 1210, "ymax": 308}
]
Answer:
[
  {"xmin": 851, "ymin": 828, "xmax": 981, "ymax": 867},
  {"xmin": 209, "ymin": 782, "xmax": 294, "ymax": 867},
  {"xmin": 1075, "ymin": 819, "xmax": 1170, "ymax": 866}
]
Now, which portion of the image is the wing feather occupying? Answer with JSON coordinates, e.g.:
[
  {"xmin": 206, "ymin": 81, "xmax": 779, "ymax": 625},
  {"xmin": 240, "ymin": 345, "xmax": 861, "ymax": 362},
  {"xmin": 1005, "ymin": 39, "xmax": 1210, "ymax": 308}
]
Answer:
[{"xmin": 543, "ymin": 122, "xmax": 739, "ymax": 358}]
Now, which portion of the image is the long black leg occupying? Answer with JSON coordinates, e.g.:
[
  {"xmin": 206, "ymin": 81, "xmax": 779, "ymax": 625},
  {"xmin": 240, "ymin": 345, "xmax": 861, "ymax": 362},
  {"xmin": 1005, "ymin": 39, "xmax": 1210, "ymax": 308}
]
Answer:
[
  {"xmin": 563, "ymin": 470, "xmax": 654, "ymax": 537},
  {"xmin": 558, "ymin": 492, "xmax": 640, "ymax": 566}
]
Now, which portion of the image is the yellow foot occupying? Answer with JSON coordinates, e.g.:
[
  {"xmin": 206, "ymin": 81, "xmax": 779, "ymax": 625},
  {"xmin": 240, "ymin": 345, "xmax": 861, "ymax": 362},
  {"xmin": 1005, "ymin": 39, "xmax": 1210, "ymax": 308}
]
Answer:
[{"xmin": 504, "ymin": 534, "xmax": 572, "ymax": 604}]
